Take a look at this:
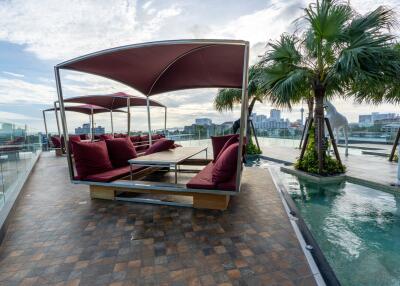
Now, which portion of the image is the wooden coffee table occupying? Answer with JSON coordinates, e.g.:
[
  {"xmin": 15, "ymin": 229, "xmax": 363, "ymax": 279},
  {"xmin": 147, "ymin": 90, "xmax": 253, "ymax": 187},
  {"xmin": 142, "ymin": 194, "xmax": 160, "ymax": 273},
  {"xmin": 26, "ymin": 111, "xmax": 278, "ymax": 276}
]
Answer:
[{"xmin": 128, "ymin": 146, "xmax": 207, "ymax": 184}]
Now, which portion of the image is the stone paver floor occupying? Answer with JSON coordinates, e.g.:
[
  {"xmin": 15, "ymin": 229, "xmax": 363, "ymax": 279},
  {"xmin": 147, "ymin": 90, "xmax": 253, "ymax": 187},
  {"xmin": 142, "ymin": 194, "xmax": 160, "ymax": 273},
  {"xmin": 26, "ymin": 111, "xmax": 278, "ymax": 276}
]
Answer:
[{"xmin": 0, "ymin": 152, "xmax": 316, "ymax": 286}]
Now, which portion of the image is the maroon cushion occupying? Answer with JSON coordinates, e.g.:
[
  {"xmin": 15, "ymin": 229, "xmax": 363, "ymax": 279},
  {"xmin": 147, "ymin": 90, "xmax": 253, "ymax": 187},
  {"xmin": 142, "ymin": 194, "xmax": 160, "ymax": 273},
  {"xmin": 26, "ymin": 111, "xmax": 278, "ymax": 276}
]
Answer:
[
  {"xmin": 68, "ymin": 135, "xmax": 81, "ymax": 153},
  {"xmin": 105, "ymin": 138, "xmax": 137, "ymax": 167},
  {"xmin": 72, "ymin": 141, "xmax": 113, "ymax": 179},
  {"xmin": 211, "ymin": 134, "xmax": 239, "ymax": 161},
  {"xmin": 212, "ymin": 143, "xmax": 239, "ymax": 183},
  {"xmin": 186, "ymin": 163, "xmax": 217, "ymax": 189},
  {"xmin": 100, "ymin": 134, "xmax": 114, "ymax": 141},
  {"xmin": 130, "ymin": 135, "xmax": 141, "ymax": 143},
  {"xmin": 214, "ymin": 135, "xmax": 239, "ymax": 162},
  {"xmin": 145, "ymin": 139, "xmax": 175, "ymax": 155},
  {"xmin": 85, "ymin": 165, "xmax": 145, "ymax": 182},
  {"xmin": 50, "ymin": 136, "xmax": 61, "ymax": 148}
]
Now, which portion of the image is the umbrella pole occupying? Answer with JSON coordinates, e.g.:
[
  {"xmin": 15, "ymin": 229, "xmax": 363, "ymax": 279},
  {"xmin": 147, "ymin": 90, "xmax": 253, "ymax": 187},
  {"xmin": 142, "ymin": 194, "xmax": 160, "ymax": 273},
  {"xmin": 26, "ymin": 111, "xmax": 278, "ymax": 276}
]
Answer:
[
  {"xmin": 127, "ymin": 98, "xmax": 131, "ymax": 136},
  {"xmin": 110, "ymin": 110, "xmax": 114, "ymax": 136},
  {"xmin": 147, "ymin": 96, "xmax": 152, "ymax": 145}
]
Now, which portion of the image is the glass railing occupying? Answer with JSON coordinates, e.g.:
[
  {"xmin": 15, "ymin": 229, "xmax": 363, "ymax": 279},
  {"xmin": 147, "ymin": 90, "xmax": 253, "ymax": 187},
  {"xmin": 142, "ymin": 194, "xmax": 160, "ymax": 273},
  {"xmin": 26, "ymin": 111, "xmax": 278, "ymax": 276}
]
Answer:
[{"xmin": 0, "ymin": 122, "xmax": 42, "ymax": 212}]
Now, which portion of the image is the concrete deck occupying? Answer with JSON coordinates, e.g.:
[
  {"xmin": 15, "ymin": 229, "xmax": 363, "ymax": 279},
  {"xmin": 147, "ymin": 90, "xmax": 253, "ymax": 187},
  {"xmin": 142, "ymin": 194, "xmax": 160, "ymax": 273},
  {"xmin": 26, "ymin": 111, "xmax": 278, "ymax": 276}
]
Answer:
[
  {"xmin": 259, "ymin": 141, "xmax": 399, "ymax": 191},
  {"xmin": 0, "ymin": 152, "xmax": 316, "ymax": 286}
]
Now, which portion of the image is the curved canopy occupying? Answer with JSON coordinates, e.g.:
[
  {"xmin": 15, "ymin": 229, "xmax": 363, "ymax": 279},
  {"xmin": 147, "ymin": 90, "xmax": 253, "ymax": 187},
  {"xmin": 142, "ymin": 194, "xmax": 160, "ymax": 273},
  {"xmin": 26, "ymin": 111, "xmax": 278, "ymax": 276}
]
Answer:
[
  {"xmin": 56, "ymin": 40, "xmax": 247, "ymax": 96},
  {"xmin": 64, "ymin": 92, "xmax": 165, "ymax": 109},
  {"xmin": 44, "ymin": 104, "xmax": 126, "ymax": 115}
]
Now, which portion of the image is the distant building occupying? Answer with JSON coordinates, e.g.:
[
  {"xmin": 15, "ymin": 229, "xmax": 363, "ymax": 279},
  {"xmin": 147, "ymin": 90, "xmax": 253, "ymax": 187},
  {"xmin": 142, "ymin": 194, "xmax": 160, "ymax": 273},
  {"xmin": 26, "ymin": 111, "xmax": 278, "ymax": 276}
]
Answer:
[
  {"xmin": 195, "ymin": 118, "xmax": 212, "ymax": 126},
  {"xmin": 359, "ymin": 112, "xmax": 396, "ymax": 127},
  {"xmin": 75, "ymin": 123, "xmax": 105, "ymax": 135},
  {"xmin": 270, "ymin": 109, "xmax": 281, "ymax": 121}
]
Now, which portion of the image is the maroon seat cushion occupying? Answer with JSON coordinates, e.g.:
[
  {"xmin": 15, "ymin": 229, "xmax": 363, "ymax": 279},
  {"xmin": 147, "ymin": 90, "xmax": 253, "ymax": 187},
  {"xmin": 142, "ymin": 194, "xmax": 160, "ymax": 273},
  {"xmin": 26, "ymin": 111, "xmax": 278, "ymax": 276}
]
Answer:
[
  {"xmin": 212, "ymin": 143, "xmax": 239, "ymax": 183},
  {"xmin": 186, "ymin": 163, "xmax": 217, "ymax": 189},
  {"xmin": 105, "ymin": 138, "xmax": 137, "ymax": 167},
  {"xmin": 85, "ymin": 165, "xmax": 145, "ymax": 182},
  {"xmin": 50, "ymin": 136, "xmax": 61, "ymax": 148},
  {"xmin": 72, "ymin": 141, "xmax": 113, "ymax": 179},
  {"xmin": 211, "ymin": 134, "xmax": 239, "ymax": 161},
  {"xmin": 145, "ymin": 139, "xmax": 175, "ymax": 155},
  {"xmin": 100, "ymin": 134, "xmax": 114, "ymax": 141}
]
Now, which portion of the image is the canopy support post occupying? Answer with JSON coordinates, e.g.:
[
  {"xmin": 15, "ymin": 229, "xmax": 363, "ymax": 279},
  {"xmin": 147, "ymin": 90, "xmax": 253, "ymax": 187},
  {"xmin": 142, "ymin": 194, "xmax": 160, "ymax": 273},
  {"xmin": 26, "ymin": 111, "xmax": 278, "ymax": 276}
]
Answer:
[
  {"xmin": 147, "ymin": 96, "xmax": 152, "ymax": 145},
  {"xmin": 91, "ymin": 108, "xmax": 94, "ymax": 141},
  {"xmin": 42, "ymin": 110, "xmax": 49, "ymax": 148},
  {"xmin": 110, "ymin": 110, "xmax": 114, "ymax": 135},
  {"xmin": 53, "ymin": 101, "xmax": 61, "ymax": 138},
  {"xmin": 127, "ymin": 98, "xmax": 131, "ymax": 136},
  {"xmin": 54, "ymin": 67, "xmax": 74, "ymax": 180},
  {"xmin": 164, "ymin": 107, "xmax": 167, "ymax": 136},
  {"xmin": 235, "ymin": 42, "xmax": 249, "ymax": 192}
]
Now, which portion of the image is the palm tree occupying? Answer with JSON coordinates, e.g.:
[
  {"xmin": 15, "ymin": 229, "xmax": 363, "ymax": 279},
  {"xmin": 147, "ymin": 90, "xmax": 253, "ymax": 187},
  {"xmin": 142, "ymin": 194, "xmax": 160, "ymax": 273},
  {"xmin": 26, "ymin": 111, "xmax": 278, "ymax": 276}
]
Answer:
[
  {"xmin": 214, "ymin": 65, "xmax": 267, "ymax": 152},
  {"xmin": 260, "ymin": 0, "xmax": 400, "ymax": 174}
]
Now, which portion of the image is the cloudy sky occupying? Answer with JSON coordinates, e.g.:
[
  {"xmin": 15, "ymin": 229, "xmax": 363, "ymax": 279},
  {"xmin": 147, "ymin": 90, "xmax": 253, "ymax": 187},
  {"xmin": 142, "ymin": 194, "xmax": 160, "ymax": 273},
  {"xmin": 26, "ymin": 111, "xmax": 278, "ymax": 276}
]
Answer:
[{"xmin": 0, "ymin": 0, "xmax": 399, "ymax": 133}]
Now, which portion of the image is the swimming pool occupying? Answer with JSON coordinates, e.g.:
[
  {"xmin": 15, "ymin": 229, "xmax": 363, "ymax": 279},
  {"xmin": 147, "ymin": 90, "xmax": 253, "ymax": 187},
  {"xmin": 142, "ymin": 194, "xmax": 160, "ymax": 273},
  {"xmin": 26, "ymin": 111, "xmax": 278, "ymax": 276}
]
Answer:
[{"xmin": 248, "ymin": 158, "xmax": 400, "ymax": 286}]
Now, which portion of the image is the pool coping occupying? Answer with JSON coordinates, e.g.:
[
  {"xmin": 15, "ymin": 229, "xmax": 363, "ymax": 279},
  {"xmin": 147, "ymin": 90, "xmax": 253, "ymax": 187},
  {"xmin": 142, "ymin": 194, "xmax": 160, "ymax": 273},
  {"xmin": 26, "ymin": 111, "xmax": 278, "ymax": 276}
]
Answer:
[
  {"xmin": 280, "ymin": 165, "xmax": 400, "ymax": 194},
  {"xmin": 268, "ymin": 167, "xmax": 339, "ymax": 286}
]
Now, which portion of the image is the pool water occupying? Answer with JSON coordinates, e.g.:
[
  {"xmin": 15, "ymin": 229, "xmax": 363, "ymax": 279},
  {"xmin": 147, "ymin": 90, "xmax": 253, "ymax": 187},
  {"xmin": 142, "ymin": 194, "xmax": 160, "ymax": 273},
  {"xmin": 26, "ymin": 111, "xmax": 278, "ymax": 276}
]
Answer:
[{"xmin": 248, "ymin": 158, "xmax": 400, "ymax": 286}]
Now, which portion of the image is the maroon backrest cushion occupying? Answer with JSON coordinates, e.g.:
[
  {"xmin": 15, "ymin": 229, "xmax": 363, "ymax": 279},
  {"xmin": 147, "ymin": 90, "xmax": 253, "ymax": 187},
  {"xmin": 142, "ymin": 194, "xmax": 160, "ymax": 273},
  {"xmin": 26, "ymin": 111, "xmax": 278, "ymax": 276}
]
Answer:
[
  {"xmin": 50, "ymin": 136, "xmax": 61, "ymax": 148},
  {"xmin": 105, "ymin": 138, "xmax": 137, "ymax": 167},
  {"xmin": 214, "ymin": 135, "xmax": 239, "ymax": 162},
  {"xmin": 72, "ymin": 141, "xmax": 113, "ymax": 179},
  {"xmin": 68, "ymin": 135, "xmax": 81, "ymax": 153},
  {"xmin": 211, "ymin": 134, "xmax": 239, "ymax": 161},
  {"xmin": 212, "ymin": 142, "xmax": 239, "ymax": 183},
  {"xmin": 130, "ymin": 135, "xmax": 141, "ymax": 143},
  {"xmin": 145, "ymin": 138, "xmax": 175, "ymax": 155},
  {"xmin": 100, "ymin": 134, "xmax": 114, "ymax": 141}
]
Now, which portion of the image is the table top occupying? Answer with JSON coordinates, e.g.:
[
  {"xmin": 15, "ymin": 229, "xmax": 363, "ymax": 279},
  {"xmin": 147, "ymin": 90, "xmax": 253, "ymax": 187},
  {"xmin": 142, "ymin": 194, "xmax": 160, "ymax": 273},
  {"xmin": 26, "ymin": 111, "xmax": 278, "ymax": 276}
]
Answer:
[{"xmin": 128, "ymin": 146, "xmax": 207, "ymax": 165}]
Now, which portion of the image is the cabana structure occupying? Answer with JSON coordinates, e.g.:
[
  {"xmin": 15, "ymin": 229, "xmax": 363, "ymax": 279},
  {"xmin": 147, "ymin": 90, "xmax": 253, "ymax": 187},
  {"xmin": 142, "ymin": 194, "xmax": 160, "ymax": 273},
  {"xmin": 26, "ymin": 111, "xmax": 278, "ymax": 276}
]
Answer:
[
  {"xmin": 54, "ymin": 39, "xmax": 249, "ymax": 210},
  {"xmin": 43, "ymin": 104, "xmax": 126, "ymax": 153},
  {"xmin": 64, "ymin": 92, "xmax": 166, "ymax": 136}
]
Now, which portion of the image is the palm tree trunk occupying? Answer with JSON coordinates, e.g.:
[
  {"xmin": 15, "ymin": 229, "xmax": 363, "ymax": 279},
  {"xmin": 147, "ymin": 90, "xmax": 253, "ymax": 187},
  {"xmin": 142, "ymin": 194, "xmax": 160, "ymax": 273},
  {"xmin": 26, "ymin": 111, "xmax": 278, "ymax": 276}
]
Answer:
[
  {"xmin": 307, "ymin": 97, "xmax": 314, "ymax": 120},
  {"xmin": 314, "ymin": 86, "xmax": 325, "ymax": 174},
  {"xmin": 247, "ymin": 98, "xmax": 257, "ymax": 141}
]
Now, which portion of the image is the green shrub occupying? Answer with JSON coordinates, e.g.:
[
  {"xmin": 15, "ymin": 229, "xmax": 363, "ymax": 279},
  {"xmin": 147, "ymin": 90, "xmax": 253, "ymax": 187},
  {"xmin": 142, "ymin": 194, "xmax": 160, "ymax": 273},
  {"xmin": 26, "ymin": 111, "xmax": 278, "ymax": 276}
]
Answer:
[
  {"xmin": 246, "ymin": 137, "xmax": 262, "ymax": 155},
  {"xmin": 295, "ymin": 125, "xmax": 345, "ymax": 175}
]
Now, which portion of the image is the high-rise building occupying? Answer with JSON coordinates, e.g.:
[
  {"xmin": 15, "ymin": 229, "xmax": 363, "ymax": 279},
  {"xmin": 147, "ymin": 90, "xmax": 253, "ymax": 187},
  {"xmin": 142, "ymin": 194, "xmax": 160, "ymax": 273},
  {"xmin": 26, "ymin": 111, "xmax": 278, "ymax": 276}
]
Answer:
[
  {"xmin": 270, "ymin": 109, "xmax": 281, "ymax": 121},
  {"xmin": 195, "ymin": 118, "xmax": 212, "ymax": 126}
]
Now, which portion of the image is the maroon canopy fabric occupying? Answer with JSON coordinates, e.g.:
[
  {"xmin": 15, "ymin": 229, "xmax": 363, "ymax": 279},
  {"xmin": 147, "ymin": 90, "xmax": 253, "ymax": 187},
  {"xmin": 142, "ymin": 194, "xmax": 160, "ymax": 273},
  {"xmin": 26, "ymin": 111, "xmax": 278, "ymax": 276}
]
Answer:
[
  {"xmin": 44, "ymin": 104, "xmax": 126, "ymax": 115},
  {"xmin": 64, "ymin": 92, "xmax": 165, "ymax": 109},
  {"xmin": 57, "ymin": 40, "xmax": 247, "ymax": 96}
]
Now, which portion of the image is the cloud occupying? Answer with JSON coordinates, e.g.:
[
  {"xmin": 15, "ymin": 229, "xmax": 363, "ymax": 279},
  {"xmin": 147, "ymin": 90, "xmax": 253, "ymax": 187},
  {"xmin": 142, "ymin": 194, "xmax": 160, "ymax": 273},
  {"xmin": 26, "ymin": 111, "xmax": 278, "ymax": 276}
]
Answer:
[
  {"xmin": 0, "ymin": 0, "xmax": 181, "ymax": 61},
  {"xmin": 2, "ymin": 71, "xmax": 25, "ymax": 78},
  {"xmin": 0, "ymin": 77, "xmax": 56, "ymax": 105},
  {"xmin": 0, "ymin": 111, "xmax": 38, "ymax": 121}
]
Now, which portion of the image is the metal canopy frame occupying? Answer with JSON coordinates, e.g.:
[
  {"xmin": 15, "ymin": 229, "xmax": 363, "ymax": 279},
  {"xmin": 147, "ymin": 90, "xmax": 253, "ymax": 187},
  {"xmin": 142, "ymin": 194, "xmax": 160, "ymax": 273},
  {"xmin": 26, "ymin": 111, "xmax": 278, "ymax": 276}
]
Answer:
[
  {"xmin": 54, "ymin": 39, "xmax": 250, "ymax": 195},
  {"xmin": 63, "ymin": 93, "xmax": 167, "ymax": 137},
  {"xmin": 43, "ymin": 103, "xmax": 127, "ymax": 145}
]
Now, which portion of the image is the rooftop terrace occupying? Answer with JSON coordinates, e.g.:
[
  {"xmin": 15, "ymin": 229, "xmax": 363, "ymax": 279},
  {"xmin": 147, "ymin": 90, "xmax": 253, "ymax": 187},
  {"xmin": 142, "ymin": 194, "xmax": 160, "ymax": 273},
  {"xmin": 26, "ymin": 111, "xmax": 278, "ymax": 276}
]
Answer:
[{"xmin": 0, "ymin": 152, "xmax": 317, "ymax": 286}]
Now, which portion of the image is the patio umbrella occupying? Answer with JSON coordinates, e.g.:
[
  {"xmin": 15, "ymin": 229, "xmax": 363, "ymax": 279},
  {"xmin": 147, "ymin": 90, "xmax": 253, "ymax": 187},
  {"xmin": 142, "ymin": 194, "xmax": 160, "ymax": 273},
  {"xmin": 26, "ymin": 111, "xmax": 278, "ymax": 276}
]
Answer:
[
  {"xmin": 43, "ymin": 104, "xmax": 126, "ymax": 143},
  {"xmin": 63, "ymin": 92, "xmax": 166, "ymax": 135}
]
